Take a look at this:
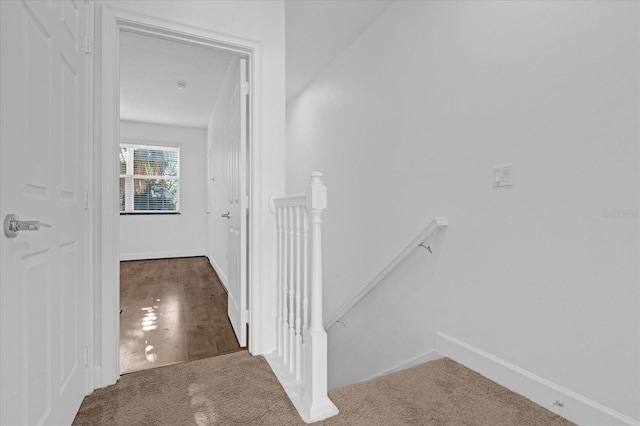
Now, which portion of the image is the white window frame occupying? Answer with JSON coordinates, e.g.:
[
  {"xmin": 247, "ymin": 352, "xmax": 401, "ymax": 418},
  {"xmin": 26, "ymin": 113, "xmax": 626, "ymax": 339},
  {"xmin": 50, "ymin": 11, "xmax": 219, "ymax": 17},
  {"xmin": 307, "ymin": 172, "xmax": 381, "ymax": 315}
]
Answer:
[{"xmin": 119, "ymin": 141, "xmax": 180, "ymax": 214}]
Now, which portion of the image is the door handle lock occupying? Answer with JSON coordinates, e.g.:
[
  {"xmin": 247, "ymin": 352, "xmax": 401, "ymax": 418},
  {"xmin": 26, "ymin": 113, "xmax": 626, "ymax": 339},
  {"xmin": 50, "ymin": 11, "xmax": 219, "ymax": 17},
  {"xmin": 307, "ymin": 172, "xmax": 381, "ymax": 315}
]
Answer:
[
  {"xmin": 4, "ymin": 214, "xmax": 51, "ymax": 238},
  {"xmin": 221, "ymin": 212, "xmax": 231, "ymax": 219}
]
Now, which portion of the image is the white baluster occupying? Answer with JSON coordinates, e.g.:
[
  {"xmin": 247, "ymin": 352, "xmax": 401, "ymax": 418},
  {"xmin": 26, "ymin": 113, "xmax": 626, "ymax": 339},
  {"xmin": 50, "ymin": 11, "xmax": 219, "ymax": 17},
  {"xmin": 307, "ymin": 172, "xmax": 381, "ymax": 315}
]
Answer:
[
  {"xmin": 302, "ymin": 209, "xmax": 309, "ymax": 332},
  {"xmin": 295, "ymin": 206, "xmax": 303, "ymax": 383},
  {"xmin": 276, "ymin": 207, "xmax": 283, "ymax": 357},
  {"xmin": 282, "ymin": 206, "xmax": 289, "ymax": 364},
  {"xmin": 288, "ymin": 206, "xmax": 295, "ymax": 373},
  {"xmin": 301, "ymin": 208, "xmax": 309, "ymax": 390}
]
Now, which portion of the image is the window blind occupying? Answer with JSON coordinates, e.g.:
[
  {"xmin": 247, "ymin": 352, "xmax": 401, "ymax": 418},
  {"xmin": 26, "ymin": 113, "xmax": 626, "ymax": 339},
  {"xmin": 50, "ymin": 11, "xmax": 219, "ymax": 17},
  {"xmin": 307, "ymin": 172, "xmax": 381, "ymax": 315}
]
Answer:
[{"xmin": 119, "ymin": 143, "xmax": 180, "ymax": 213}]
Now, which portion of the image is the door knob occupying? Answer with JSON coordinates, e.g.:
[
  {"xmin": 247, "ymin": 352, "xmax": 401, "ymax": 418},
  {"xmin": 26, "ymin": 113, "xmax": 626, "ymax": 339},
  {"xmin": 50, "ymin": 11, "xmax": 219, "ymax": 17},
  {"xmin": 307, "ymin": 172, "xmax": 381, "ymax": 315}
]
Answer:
[
  {"xmin": 221, "ymin": 212, "xmax": 231, "ymax": 219},
  {"xmin": 4, "ymin": 214, "xmax": 52, "ymax": 238}
]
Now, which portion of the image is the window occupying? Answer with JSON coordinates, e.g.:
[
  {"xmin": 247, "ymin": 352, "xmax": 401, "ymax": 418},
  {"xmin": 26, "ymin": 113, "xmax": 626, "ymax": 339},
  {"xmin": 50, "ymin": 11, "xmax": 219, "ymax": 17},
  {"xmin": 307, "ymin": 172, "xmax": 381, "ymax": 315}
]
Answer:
[{"xmin": 119, "ymin": 143, "xmax": 180, "ymax": 213}]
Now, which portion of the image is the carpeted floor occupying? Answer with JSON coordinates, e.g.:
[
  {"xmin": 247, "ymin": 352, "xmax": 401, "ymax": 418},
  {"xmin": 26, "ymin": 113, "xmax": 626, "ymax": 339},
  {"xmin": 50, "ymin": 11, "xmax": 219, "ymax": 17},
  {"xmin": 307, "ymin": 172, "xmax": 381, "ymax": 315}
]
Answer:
[{"xmin": 73, "ymin": 351, "xmax": 574, "ymax": 425}]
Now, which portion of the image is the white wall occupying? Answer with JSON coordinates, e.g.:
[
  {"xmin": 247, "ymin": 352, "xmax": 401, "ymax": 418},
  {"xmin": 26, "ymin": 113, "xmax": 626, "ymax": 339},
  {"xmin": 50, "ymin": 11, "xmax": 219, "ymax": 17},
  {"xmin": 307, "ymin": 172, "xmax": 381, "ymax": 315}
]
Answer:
[
  {"xmin": 287, "ymin": 0, "xmax": 639, "ymax": 422},
  {"xmin": 206, "ymin": 58, "xmax": 240, "ymax": 289},
  {"xmin": 119, "ymin": 120, "xmax": 207, "ymax": 260}
]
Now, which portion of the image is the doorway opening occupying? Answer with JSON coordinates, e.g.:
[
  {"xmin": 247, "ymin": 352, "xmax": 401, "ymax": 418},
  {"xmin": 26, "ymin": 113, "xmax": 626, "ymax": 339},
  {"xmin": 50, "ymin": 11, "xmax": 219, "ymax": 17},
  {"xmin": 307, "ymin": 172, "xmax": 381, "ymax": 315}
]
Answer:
[{"xmin": 114, "ymin": 23, "xmax": 252, "ymax": 374}]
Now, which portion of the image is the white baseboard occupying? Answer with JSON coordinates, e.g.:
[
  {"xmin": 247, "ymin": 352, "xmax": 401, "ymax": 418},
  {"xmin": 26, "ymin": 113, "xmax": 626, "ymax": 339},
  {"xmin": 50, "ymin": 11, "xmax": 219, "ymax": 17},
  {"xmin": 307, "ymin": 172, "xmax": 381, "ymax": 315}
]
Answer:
[
  {"xmin": 120, "ymin": 249, "xmax": 205, "ymax": 261},
  {"xmin": 91, "ymin": 365, "xmax": 102, "ymax": 392},
  {"xmin": 436, "ymin": 331, "xmax": 639, "ymax": 426},
  {"xmin": 365, "ymin": 350, "xmax": 443, "ymax": 382},
  {"xmin": 207, "ymin": 256, "xmax": 228, "ymax": 291},
  {"xmin": 90, "ymin": 364, "xmax": 118, "ymax": 391}
]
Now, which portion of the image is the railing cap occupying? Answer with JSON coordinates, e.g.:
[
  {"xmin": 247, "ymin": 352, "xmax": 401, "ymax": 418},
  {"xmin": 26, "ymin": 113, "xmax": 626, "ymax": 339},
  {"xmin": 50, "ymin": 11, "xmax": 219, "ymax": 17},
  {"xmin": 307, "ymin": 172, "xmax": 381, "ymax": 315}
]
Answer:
[{"xmin": 306, "ymin": 172, "xmax": 327, "ymax": 211}]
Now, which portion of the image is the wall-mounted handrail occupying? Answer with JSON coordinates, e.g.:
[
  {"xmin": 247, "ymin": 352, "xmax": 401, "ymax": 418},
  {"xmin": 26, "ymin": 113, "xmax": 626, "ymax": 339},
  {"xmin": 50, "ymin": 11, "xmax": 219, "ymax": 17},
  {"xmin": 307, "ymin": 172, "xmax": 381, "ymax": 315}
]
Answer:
[{"xmin": 325, "ymin": 217, "xmax": 448, "ymax": 329}]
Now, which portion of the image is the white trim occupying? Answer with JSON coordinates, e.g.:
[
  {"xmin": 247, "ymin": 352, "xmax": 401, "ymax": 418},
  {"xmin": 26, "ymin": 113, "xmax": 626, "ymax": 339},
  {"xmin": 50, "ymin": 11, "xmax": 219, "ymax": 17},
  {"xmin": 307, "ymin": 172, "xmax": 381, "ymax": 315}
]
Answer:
[
  {"xmin": 83, "ymin": 0, "xmax": 96, "ymax": 395},
  {"xmin": 98, "ymin": 6, "xmax": 267, "ymax": 389},
  {"xmin": 120, "ymin": 138, "xmax": 181, "ymax": 150},
  {"xmin": 120, "ymin": 250, "xmax": 206, "ymax": 261},
  {"xmin": 273, "ymin": 194, "xmax": 306, "ymax": 207},
  {"xmin": 208, "ymin": 256, "xmax": 229, "ymax": 291},
  {"xmin": 92, "ymin": 365, "xmax": 102, "ymax": 392},
  {"xmin": 247, "ymin": 40, "xmax": 266, "ymax": 356},
  {"xmin": 436, "ymin": 331, "xmax": 640, "ymax": 426},
  {"xmin": 325, "ymin": 217, "xmax": 448, "ymax": 328},
  {"xmin": 364, "ymin": 350, "xmax": 443, "ymax": 382},
  {"xmin": 99, "ymin": 5, "xmax": 121, "ymax": 388}
]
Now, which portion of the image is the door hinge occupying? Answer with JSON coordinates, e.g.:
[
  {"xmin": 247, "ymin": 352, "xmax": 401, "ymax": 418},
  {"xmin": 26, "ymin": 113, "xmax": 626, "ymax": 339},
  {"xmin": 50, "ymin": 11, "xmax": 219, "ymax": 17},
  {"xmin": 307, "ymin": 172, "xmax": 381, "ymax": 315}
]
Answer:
[
  {"xmin": 84, "ymin": 347, "xmax": 90, "ymax": 366},
  {"xmin": 84, "ymin": 35, "xmax": 92, "ymax": 54},
  {"xmin": 84, "ymin": 191, "xmax": 90, "ymax": 210},
  {"xmin": 242, "ymin": 81, "xmax": 250, "ymax": 96}
]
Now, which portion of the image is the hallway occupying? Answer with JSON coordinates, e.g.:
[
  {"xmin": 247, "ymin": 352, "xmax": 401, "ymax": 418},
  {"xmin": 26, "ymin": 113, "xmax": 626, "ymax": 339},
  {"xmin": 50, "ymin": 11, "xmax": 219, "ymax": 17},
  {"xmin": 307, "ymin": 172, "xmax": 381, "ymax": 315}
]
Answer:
[{"xmin": 119, "ymin": 257, "xmax": 242, "ymax": 374}]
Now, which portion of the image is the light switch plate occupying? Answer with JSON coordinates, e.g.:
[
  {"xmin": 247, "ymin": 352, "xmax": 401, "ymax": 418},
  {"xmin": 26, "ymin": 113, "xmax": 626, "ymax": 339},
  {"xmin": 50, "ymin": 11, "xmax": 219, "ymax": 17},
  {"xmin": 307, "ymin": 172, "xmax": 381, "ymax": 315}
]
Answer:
[{"xmin": 493, "ymin": 164, "xmax": 513, "ymax": 189}]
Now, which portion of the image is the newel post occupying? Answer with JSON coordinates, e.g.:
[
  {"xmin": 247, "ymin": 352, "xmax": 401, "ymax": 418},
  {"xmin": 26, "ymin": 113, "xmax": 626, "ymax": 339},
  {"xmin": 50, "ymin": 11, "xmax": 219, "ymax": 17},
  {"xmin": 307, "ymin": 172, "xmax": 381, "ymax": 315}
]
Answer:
[
  {"xmin": 303, "ymin": 171, "xmax": 337, "ymax": 419},
  {"xmin": 307, "ymin": 171, "xmax": 327, "ymax": 333}
]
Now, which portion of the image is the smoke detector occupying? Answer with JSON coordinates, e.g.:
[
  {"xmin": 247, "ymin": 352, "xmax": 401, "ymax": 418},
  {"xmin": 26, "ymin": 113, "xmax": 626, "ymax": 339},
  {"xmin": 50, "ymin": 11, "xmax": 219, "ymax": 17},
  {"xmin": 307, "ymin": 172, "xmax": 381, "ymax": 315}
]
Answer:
[{"xmin": 176, "ymin": 81, "xmax": 187, "ymax": 90}]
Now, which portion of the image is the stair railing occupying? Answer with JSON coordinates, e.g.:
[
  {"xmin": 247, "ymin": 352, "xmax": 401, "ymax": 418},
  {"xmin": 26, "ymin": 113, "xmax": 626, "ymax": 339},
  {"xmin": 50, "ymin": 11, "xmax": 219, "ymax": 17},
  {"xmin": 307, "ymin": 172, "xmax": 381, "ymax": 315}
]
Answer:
[
  {"xmin": 325, "ymin": 217, "xmax": 448, "ymax": 329},
  {"xmin": 265, "ymin": 171, "xmax": 339, "ymax": 423}
]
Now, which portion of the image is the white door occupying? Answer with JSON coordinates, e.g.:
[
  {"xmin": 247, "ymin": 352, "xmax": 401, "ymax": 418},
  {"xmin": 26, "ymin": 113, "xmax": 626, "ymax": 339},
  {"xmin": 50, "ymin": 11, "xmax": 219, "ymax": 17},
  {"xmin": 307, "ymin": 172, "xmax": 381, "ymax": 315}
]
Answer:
[
  {"xmin": 1, "ymin": 1, "xmax": 89, "ymax": 424},
  {"xmin": 226, "ymin": 58, "xmax": 249, "ymax": 347}
]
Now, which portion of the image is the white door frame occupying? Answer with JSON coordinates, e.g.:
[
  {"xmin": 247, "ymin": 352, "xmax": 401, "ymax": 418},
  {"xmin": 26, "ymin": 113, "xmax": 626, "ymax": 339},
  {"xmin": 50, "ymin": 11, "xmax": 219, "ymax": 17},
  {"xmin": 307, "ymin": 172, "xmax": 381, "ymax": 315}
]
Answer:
[{"xmin": 98, "ymin": 6, "xmax": 264, "ymax": 388}]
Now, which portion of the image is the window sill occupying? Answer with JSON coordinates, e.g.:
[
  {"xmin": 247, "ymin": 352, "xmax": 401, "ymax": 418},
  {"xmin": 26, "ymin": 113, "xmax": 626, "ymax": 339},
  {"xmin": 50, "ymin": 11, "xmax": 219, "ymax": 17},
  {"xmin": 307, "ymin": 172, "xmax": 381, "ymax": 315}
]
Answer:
[{"xmin": 120, "ymin": 211, "xmax": 181, "ymax": 215}]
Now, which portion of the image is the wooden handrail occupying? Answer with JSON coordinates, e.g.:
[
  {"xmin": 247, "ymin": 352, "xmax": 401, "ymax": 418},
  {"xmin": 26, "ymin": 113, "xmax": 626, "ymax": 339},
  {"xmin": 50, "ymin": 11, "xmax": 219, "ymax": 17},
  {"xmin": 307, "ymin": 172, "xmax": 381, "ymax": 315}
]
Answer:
[{"xmin": 324, "ymin": 217, "xmax": 448, "ymax": 329}]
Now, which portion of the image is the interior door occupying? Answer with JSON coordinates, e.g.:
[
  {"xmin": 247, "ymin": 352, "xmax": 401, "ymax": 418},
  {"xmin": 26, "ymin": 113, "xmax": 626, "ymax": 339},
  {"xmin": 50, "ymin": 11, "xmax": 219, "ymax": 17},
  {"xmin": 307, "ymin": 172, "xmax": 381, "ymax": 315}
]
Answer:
[
  {"xmin": 1, "ymin": 1, "xmax": 89, "ymax": 424},
  {"xmin": 226, "ymin": 58, "xmax": 248, "ymax": 347}
]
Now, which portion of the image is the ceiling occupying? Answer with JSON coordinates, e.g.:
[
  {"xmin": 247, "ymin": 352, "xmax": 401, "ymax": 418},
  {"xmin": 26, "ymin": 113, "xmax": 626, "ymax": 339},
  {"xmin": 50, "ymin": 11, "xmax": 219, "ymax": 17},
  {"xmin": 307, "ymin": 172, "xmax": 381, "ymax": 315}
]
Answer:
[
  {"xmin": 119, "ymin": 1, "xmax": 393, "ymax": 128},
  {"xmin": 119, "ymin": 30, "xmax": 236, "ymax": 128}
]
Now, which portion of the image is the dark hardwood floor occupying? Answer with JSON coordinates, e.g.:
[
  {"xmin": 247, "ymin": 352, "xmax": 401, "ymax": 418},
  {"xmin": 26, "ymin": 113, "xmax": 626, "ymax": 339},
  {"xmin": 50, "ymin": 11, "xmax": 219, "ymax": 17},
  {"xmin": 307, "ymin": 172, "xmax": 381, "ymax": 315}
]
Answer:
[{"xmin": 119, "ymin": 256, "xmax": 242, "ymax": 374}]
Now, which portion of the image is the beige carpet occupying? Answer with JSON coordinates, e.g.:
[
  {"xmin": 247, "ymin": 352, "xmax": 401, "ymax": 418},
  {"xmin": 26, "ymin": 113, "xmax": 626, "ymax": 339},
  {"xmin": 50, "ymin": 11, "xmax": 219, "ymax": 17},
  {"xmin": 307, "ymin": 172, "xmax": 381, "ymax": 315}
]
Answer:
[{"xmin": 73, "ymin": 351, "xmax": 574, "ymax": 425}]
